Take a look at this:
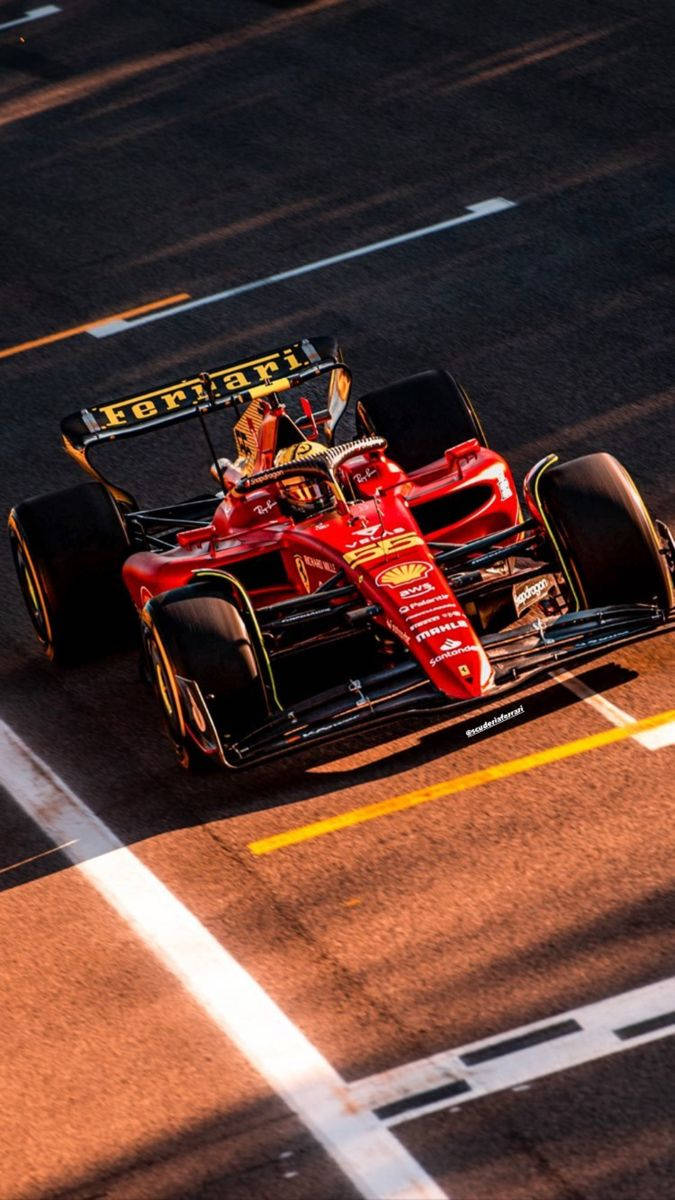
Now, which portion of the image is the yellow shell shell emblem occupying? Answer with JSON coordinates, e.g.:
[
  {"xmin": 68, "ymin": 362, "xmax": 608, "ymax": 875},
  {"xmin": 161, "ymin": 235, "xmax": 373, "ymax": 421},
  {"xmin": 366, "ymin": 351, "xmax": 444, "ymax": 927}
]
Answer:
[{"xmin": 376, "ymin": 561, "xmax": 432, "ymax": 587}]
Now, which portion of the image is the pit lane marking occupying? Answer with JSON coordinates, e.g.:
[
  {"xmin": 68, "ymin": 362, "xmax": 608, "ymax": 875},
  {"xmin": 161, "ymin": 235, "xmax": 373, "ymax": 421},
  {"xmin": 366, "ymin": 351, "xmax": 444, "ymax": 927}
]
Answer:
[
  {"xmin": 552, "ymin": 668, "xmax": 675, "ymax": 749},
  {"xmin": 0, "ymin": 5, "xmax": 60, "ymax": 33},
  {"xmin": 0, "ymin": 718, "xmax": 447, "ymax": 1200},
  {"xmin": 247, "ymin": 707, "xmax": 675, "ymax": 855},
  {"xmin": 88, "ymin": 199, "xmax": 517, "ymax": 337},
  {"xmin": 347, "ymin": 976, "xmax": 675, "ymax": 1125},
  {"xmin": 0, "ymin": 293, "xmax": 190, "ymax": 360}
]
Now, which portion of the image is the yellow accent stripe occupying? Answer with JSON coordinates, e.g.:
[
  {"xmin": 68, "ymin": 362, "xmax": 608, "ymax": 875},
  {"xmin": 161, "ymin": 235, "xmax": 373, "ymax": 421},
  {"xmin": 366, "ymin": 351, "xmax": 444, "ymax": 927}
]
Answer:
[
  {"xmin": 0, "ymin": 294, "xmax": 190, "ymax": 360},
  {"xmin": 532, "ymin": 454, "xmax": 584, "ymax": 611},
  {"xmin": 248, "ymin": 708, "xmax": 675, "ymax": 855}
]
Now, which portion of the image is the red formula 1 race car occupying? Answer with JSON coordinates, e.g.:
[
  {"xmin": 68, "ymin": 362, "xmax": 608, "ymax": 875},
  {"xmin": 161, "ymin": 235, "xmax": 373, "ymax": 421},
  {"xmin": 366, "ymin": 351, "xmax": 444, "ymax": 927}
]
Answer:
[{"xmin": 9, "ymin": 336, "xmax": 674, "ymax": 768}]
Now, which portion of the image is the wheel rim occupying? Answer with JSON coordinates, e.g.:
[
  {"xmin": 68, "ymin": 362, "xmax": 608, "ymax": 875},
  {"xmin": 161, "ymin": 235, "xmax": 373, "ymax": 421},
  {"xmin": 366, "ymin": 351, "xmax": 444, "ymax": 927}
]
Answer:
[{"xmin": 9, "ymin": 527, "xmax": 51, "ymax": 646}]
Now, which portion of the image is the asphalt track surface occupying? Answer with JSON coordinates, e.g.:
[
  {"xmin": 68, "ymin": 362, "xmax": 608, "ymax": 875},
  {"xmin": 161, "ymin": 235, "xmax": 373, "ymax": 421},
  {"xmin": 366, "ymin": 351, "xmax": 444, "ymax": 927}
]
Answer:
[{"xmin": 0, "ymin": 1, "xmax": 673, "ymax": 1197}]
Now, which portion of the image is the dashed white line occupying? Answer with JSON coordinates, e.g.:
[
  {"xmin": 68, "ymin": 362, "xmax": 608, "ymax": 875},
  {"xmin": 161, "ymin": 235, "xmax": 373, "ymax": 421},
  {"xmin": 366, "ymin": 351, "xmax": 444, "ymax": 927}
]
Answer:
[
  {"xmin": 0, "ymin": 718, "xmax": 447, "ymax": 1200},
  {"xmin": 0, "ymin": 6, "xmax": 60, "ymax": 33},
  {"xmin": 89, "ymin": 198, "xmax": 517, "ymax": 337},
  {"xmin": 552, "ymin": 668, "xmax": 675, "ymax": 749},
  {"xmin": 348, "ymin": 977, "xmax": 675, "ymax": 1125}
]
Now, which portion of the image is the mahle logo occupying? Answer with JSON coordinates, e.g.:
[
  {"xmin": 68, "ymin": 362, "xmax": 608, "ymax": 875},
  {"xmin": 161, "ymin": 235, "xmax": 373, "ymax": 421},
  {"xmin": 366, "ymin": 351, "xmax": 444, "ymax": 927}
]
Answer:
[{"xmin": 376, "ymin": 561, "xmax": 432, "ymax": 588}]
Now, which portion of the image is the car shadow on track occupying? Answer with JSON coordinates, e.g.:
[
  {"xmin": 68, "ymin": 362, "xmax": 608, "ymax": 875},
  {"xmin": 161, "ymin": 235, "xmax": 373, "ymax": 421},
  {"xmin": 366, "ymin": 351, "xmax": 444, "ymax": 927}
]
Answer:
[{"xmin": 0, "ymin": 654, "xmax": 642, "ymax": 895}]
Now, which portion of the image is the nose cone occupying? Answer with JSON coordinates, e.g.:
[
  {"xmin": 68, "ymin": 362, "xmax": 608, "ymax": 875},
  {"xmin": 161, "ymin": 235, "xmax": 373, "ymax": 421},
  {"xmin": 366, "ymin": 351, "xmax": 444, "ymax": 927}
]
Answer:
[{"xmin": 427, "ymin": 639, "xmax": 494, "ymax": 699}]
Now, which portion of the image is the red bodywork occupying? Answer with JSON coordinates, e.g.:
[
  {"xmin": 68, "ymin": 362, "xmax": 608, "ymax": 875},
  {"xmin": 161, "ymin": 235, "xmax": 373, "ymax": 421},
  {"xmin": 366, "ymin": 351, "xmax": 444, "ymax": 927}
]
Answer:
[{"xmin": 123, "ymin": 408, "xmax": 521, "ymax": 703}]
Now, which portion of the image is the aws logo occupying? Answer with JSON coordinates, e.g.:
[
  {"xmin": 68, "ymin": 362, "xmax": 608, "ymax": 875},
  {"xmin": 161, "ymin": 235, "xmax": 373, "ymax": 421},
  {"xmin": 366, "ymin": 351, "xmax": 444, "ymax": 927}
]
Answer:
[
  {"xmin": 375, "ymin": 561, "xmax": 432, "ymax": 588},
  {"xmin": 344, "ymin": 532, "xmax": 424, "ymax": 567}
]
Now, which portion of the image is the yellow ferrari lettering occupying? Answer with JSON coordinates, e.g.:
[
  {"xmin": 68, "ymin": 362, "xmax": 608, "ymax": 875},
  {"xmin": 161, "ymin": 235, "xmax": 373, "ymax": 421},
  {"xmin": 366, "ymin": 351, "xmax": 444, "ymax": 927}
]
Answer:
[
  {"xmin": 97, "ymin": 402, "xmax": 128, "ymax": 428},
  {"xmin": 160, "ymin": 389, "xmax": 187, "ymax": 411},
  {"xmin": 221, "ymin": 370, "xmax": 251, "ymax": 391},
  {"xmin": 344, "ymin": 532, "xmax": 424, "ymax": 566},
  {"xmin": 132, "ymin": 399, "xmax": 158, "ymax": 420},
  {"xmin": 253, "ymin": 359, "xmax": 280, "ymax": 382}
]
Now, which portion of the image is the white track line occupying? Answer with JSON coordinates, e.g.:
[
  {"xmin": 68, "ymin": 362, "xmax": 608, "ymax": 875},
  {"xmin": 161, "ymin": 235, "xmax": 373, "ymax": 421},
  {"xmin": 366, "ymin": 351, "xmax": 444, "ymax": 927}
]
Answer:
[
  {"xmin": 0, "ymin": 6, "xmax": 60, "ymax": 33},
  {"xmin": 0, "ymin": 719, "xmax": 447, "ymax": 1200},
  {"xmin": 89, "ymin": 198, "xmax": 517, "ymax": 338},
  {"xmin": 349, "ymin": 977, "xmax": 675, "ymax": 1126},
  {"xmin": 552, "ymin": 668, "xmax": 675, "ymax": 749}
]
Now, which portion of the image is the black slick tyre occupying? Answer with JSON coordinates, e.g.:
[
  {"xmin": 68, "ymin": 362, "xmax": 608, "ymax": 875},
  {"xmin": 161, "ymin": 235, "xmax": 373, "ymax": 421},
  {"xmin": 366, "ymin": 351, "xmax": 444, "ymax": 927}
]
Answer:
[
  {"xmin": 143, "ymin": 576, "xmax": 275, "ymax": 769},
  {"xmin": 535, "ymin": 452, "xmax": 673, "ymax": 612},
  {"xmin": 8, "ymin": 482, "xmax": 136, "ymax": 664},
  {"xmin": 355, "ymin": 369, "xmax": 486, "ymax": 473}
]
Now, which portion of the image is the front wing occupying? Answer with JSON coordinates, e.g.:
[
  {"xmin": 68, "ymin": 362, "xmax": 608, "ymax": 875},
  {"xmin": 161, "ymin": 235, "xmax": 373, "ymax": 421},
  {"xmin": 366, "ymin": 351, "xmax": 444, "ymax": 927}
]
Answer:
[{"xmin": 214, "ymin": 603, "xmax": 668, "ymax": 767}]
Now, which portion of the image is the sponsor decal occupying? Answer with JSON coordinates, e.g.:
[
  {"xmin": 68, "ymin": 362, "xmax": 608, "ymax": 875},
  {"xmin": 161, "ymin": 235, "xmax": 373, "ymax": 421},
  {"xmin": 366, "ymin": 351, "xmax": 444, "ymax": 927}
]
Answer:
[
  {"xmin": 253, "ymin": 498, "xmax": 277, "ymax": 517},
  {"xmin": 302, "ymin": 554, "xmax": 336, "ymax": 573},
  {"xmin": 94, "ymin": 346, "xmax": 305, "ymax": 432},
  {"xmin": 439, "ymin": 637, "xmax": 462, "ymax": 651},
  {"xmin": 496, "ymin": 469, "xmax": 514, "ymax": 501},
  {"xmin": 344, "ymin": 531, "xmax": 424, "ymax": 567},
  {"xmin": 399, "ymin": 581, "xmax": 435, "ymax": 600},
  {"xmin": 458, "ymin": 664, "xmax": 472, "ymax": 678},
  {"xmin": 429, "ymin": 645, "xmax": 480, "ymax": 667},
  {"xmin": 385, "ymin": 619, "xmax": 411, "ymax": 644},
  {"xmin": 399, "ymin": 595, "xmax": 461, "ymax": 614},
  {"xmin": 465, "ymin": 704, "xmax": 524, "ymax": 738},
  {"xmin": 345, "ymin": 523, "xmax": 394, "ymax": 547},
  {"xmin": 353, "ymin": 466, "xmax": 378, "ymax": 484},
  {"xmin": 408, "ymin": 609, "xmax": 464, "ymax": 631},
  {"xmin": 512, "ymin": 573, "xmax": 557, "ymax": 616},
  {"xmin": 375, "ymin": 561, "xmax": 432, "ymax": 588},
  {"xmin": 294, "ymin": 555, "xmax": 311, "ymax": 593},
  {"xmin": 416, "ymin": 620, "xmax": 469, "ymax": 643}
]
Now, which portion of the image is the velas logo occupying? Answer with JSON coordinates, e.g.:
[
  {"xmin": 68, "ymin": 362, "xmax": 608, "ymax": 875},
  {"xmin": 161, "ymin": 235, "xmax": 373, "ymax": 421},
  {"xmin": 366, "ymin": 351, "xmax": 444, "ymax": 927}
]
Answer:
[{"xmin": 375, "ymin": 561, "xmax": 432, "ymax": 588}]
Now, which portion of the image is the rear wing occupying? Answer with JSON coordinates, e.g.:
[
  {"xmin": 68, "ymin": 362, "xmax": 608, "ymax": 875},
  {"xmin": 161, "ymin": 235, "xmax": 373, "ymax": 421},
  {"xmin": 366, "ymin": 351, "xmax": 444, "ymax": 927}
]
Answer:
[{"xmin": 60, "ymin": 336, "xmax": 351, "ymax": 500}]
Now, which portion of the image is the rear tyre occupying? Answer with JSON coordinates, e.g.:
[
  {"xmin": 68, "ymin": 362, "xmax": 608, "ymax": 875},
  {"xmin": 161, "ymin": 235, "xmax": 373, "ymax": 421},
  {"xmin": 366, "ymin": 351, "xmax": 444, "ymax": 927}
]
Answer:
[
  {"xmin": 536, "ymin": 452, "xmax": 673, "ymax": 611},
  {"xmin": 143, "ymin": 577, "xmax": 274, "ymax": 769},
  {"xmin": 355, "ymin": 369, "xmax": 486, "ymax": 473},
  {"xmin": 8, "ymin": 482, "xmax": 136, "ymax": 664}
]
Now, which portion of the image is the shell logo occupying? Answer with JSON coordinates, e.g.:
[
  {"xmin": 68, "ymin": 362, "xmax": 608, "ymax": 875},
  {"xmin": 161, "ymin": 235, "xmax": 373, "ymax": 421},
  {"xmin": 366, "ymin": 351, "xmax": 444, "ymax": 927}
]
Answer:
[{"xmin": 376, "ymin": 561, "xmax": 432, "ymax": 588}]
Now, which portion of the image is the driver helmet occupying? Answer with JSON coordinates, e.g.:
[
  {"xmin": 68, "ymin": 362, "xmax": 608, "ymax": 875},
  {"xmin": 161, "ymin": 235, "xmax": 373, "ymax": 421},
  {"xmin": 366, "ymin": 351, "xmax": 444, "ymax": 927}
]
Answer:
[{"xmin": 274, "ymin": 441, "xmax": 335, "ymax": 520}]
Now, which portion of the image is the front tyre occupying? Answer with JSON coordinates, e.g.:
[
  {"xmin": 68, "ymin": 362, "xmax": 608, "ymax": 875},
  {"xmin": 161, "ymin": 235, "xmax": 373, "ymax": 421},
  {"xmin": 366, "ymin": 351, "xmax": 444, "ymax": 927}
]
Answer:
[
  {"xmin": 535, "ymin": 452, "xmax": 673, "ymax": 612},
  {"xmin": 143, "ymin": 576, "xmax": 276, "ymax": 769}
]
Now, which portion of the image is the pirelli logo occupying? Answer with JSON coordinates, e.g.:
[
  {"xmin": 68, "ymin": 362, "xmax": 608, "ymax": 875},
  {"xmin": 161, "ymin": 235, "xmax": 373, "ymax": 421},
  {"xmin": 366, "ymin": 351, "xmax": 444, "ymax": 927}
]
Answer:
[{"xmin": 92, "ymin": 347, "xmax": 307, "ymax": 431}]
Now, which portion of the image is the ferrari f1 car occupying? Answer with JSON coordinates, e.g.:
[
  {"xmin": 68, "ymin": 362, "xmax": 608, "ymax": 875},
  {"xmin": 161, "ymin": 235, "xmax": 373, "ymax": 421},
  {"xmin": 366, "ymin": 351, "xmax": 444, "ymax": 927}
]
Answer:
[{"xmin": 9, "ymin": 336, "xmax": 674, "ymax": 768}]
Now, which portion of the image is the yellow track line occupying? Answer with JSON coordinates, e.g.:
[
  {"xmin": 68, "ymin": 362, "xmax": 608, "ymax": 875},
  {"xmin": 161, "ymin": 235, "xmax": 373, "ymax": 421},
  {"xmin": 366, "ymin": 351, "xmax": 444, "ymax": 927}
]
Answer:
[
  {"xmin": 248, "ymin": 708, "xmax": 675, "ymax": 855},
  {"xmin": 0, "ymin": 293, "xmax": 190, "ymax": 360}
]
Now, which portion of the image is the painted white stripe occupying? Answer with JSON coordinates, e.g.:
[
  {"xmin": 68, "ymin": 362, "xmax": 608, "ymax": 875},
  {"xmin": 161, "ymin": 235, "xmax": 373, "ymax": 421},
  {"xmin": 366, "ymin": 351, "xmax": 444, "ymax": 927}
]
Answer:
[
  {"xmin": 349, "ymin": 977, "xmax": 675, "ymax": 1126},
  {"xmin": 0, "ymin": 5, "xmax": 60, "ymax": 32},
  {"xmin": 552, "ymin": 668, "xmax": 675, "ymax": 749},
  {"xmin": 0, "ymin": 719, "xmax": 446, "ymax": 1200},
  {"xmin": 88, "ymin": 198, "xmax": 517, "ymax": 338}
]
